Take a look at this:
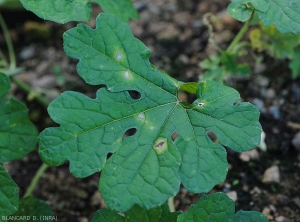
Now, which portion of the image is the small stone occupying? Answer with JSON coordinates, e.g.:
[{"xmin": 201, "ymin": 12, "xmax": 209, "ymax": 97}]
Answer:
[
  {"xmin": 19, "ymin": 46, "xmax": 36, "ymax": 60},
  {"xmin": 293, "ymin": 197, "xmax": 300, "ymax": 208},
  {"xmin": 156, "ymin": 24, "xmax": 180, "ymax": 42},
  {"xmin": 265, "ymin": 88, "xmax": 276, "ymax": 100},
  {"xmin": 269, "ymin": 106, "xmax": 280, "ymax": 119},
  {"xmin": 253, "ymin": 98, "xmax": 266, "ymax": 113},
  {"xmin": 240, "ymin": 149, "xmax": 260, "ymax": 162},
  {"xmin": 262, "ymin": 165, "xmax": 280, "ymax": 183},
  {"xmin": 79, "ymin": 217, "xmax": 89, "ymax": 222},
  {"xmin": 226, "ymin": 191, "xmax": 238, "ymax": 202},
  {"xmin": 292, "ymin": 132, "xmax": 300, "ymax": 151},
  {"xmin": 275, "ymin": 216, "xmax": 290, "ymax": 222}
]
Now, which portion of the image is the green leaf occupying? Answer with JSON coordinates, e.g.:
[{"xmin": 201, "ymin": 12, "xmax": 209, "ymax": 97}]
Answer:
[
  {"xmin": 91, "ymin": 204, "xmax": 180, "ymax": 222},
  {"xmin": 177, "ymin": 192, "xmax": 235, "ymax": 222},
  {"xmin": 0, "ymin": 73, "xmax": 38, "ymax": 163},
  {"xmin": 91, "ymin": 209, "xmax": 124, "ymax": 222},
  {"xmin": 233, "ymin": 210, "xmax": 269, "ymax": 222},
  {"xmin": 0, "ymin": 165, "xmax": 19, "ymax": 218},
  {"xmin": 228, "ymin": 0, "xmax": 254, "ymax": 22},
  {"xmin": 39, "ymin": 13, "xmax": 261, "ymax": 212},
  {"xmin": 289, "ymin": 47, "xmax": 300, "ymax": 79},
  {"xmin": 257, "ymin": 0, "xmax": 300, "ymax": 34},
  {"xmin": 20, "ymin": 0, "xmax": 92, "ymax": 23},
  {"xmin": 11, "ymin": 196, "xmax": 54, "ymax": 221},
  {"xmin": 179, "ymin": 82, "xmax": 198, "ymax": 94},
  {"xmin": 93, "ymin": 0, "xmax": 139, "ymax": 23},
  {"xmin": 0, "ymin": 98, "xmax": 38, "ymax": 162},
  {"xmin": 220, "ymin": 52, "xmax": 251, "ymax": 76}
]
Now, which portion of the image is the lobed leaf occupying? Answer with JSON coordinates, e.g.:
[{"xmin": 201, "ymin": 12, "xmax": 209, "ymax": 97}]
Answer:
[
  {"xmin": 0, "ymin": 165, "xmax": 19, "ymax": 218},
  {"xmin": 228, "ymin": 0, "xmax": 300, "ymax": 34},
  {"xmin": 233, "ymin": 210, "xmax": 269, "ymax": 222},
  {"xmin": 93, "ymin": 0, "xmax": 139, "ymax": 23},
  {"xmin": 11, "ymin": 196, "xmax": 54, "ymax": 221},
  {"xmin": 91, "ymin": 204, "xmax": 180, "ymax": 222},
  {"xmin": 0, "ymin": 73, "xmax": 38, "ymax": 163},
  {"xmin": 20, "ymin": 0, "xmax": 138, "ymax": 24},
  {"xmin": 39, "ymin": 13, "xmax": 261, "ymax": 212},
  {"xmin": 177, "ymin": 192, "xmax": 235, "ymax": 222},
  {"xmin": 20, "ymin": 0, "xmax": 92, "ymax": 24}
]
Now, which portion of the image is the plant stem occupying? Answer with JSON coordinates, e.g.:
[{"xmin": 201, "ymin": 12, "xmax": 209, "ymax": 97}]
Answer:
[
  {"xmin": 226, "ymin": 20, "xmax": 250, "ymax": 54},
  {"xmin": 23, "ymin": 163, "xmax": 49, "ymax": 198},
  {"xmin": 0, "ymin": 13, "xmax": 16, "ymax": 69},
  {"xmin": 10, "ymin": 76, "xmax": 50, "ymax": 108},
  {"xmin": 168, "ymin": 196, "xmax": 175, "ymax": 212}
]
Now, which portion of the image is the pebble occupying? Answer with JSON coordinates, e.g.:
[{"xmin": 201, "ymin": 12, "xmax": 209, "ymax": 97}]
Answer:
[
  {"xmin": 239, "ymin": 149, "xmax": 260, "ymax": 162},
  {"xmin": 292, "ymin": 131, "xmax": 300, "ymax": 151},
  {"xmin": 262, "ymin": 165, "xmax": 280, "ymax": 183},
  {"xmin": 156, "ymin": 24, "xmax": 180, "ymax": 42},
  {"xmin": 226, "ymin": 191, "xmax": 238, "ymax": 202},
  {"xmin": 269, "ymin": 106, "xmax": 280, "ymax": 119},
  {"xmin": 253, "ymin": 98, "xmax": 266, "ymax": 113},
  {"xmin": 19, "ymin": 46, "xmax": 36, "ymax": 60},
  {"xmin": 275, "ymin": 216, "xmax": 290, "ymax": 222},
  {"xmin": 265, "ymin": 88, "xmax": 276, "ymax": 100}
]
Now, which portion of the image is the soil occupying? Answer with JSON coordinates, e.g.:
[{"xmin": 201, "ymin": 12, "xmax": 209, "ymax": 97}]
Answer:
[{"xmin": 1, "ymin": 0, "xmax": 300, "ymax": 221}]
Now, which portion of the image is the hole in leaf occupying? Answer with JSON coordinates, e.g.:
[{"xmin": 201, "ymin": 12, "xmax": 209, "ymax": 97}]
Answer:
[
  {"xmin": 106, "ymin": 152, "xmax": 112, "ymax": 160},
  {"xmin": 155, "ymin": 141, "xmax": 165, "ymax": 149},
  {"xmin": 171, "ymin": 132, "xmax": 180, "ymax": 141},
  {"xmin": 207, "ymin": 130, "xmax": 218, "ymax": 143},
  {"xmin": 122, "ymin": 128, "xmax": 137, "ymax": 138},
  {"xmin": 128, "ymin": 90, "xmax": 141, "ymax": 100}
]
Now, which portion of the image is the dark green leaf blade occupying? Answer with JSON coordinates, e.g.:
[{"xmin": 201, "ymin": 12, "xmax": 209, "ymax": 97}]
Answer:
[
  {"xmin": 233, "ymin": 210, "xmax": 269, "ymax": 222},
  {"xmin": 91, "ymin": 209, "xmax": 124, "ymax": 222},
  {"xmin": 177, "ymin": 192, "xmax": 235, "ymax": 222},
  {"xmin": 20, "ymin": 0, "xmax": 91, "ymax": 23},
  {"xmin": 40, "ymin": 13, "xmax": 262, "ymax": 212},
  {"xmin": 0, "ymin": 165, "xmax": 19, "ymax": 217},
  {"xmin": 228, "ymin": 0, "xmax": 254, "ymax": 22},
  {"xmin": 93, "ymin": 0, "xmax": 139, "ymax": 23},
  {"xmin": 0, "ymin": 73, "xmax": 38, "ymax": 163},
  {"xmin": 125, "ymin": 204, "xmax": 161, "ymax": 222},
  {"xmin": 11, "ymin": 196, "xmax": 54, "ymax": 221},
  {"xmin": 0, "ymin": 73, "xmax": 10, "ymax": 99}
]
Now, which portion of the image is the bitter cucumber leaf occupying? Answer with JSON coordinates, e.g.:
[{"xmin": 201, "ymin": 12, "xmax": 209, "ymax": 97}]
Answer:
[
  {"xmin": 228, "ymin": 0, "xmax": 300, "ymax": 34},
  {"xmin": 233, "ymin": 210, "xmax": 269, "ymax": 222},
  {"xmin": 20, "ymin": 0, "xmax": 138, "ymax": 24},
  {"xmin": 20, "ymin": 0, "xmax": 92, "ymax": 24},
  {"xmin": 178, "ymin": 193, "xmax": 268, "ymax": 222},
  {"xmin": 11, "ymin": 196, "xmax": 54, "ymax": 221},
  {"xmin": 0, "ymin": 73, "xmax": 38, "ymax": 163},
  {"xmin": 93, "ymin": 0, "xmax": 139, "ymax": 23},
  {"xmin": 0, "ymin": 165, "xmax": 18, "ymax": 218},
  {"xmin": 91, "ymin": 204, "xmax": 180, "ymax": 222},
  {"xmin": 39, "ymin": 13, "xmax": 261, "ymax": 212}
]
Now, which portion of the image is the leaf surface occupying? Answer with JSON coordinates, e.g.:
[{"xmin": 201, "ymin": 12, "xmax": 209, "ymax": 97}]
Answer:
[
  {"xmin": 0, "ymin": 73, "xmax": 38, "ymax": 163},
  {"xmin": 0, "ymin": 165, "xmax": 18, "ymax": 217},
  {"xmin": 11, "ymin": 196, "xmax": 54, "ymax": 221},
  {"xmin": 20, "ymin": 0, "xmax": 92, "ymax": 23},
  {"xmin": 39, "ymin": 13, "xmax": 261, "ymax": 212},
  {"xmin": 233, "ymin": 210, "xmax": 269, "ymax": 222},
  {"xmin": 93, "ymin": 0, "xmax": 139, "ymax": 23}
]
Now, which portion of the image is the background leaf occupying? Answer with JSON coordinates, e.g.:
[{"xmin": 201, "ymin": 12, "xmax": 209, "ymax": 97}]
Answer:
[
  {"xmin": 233, "ymin": 210, "xmax": 269, "ymax": 222},
  {"xmin": 0, "ymin": 165, "xmax": 19, "ymax": 218},
  {"xmin": 257, "ymin": 0, "xmax": 300, "ymax": 34},
  {"xmin": 39, "ymin": 13, "xmax": 261, "ymax": 212},
  {"xmin": 20, "ymin": 0, "xmax": 92, "ymax": 23},
  {"xmin": 289, "ymin": 47, "xmax": 300, "ymax": 79},
  {"xmin": 11, "ymin": 196, "xmax": 54, "ymax": 221},
  {"xmin": 91, "ymin": 209, "xmax": 124, "ymax": 222},
  {"xmin": 0, "ymin": 73, "xmax": 38, "ymax": 163},
  {"xmin": 177, "ymin": 192, "xmax": 235, "ymax": 222},
  {"xmin": 93, "ymin": 0, "xmax": 139, "ymax": 23}
]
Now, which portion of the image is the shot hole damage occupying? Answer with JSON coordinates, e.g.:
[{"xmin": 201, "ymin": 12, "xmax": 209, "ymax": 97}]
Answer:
[
  {"xmin": 122, "ymin": 128, "xmax": 137, "ymax": 139},
  {"xmin": 153, "ymin": 138, "xmax": 167, "ymax": 153}
]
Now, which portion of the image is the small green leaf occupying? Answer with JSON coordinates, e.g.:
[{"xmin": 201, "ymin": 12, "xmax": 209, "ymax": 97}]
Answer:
[
  {"xmin": 91, "ymin": 209, "xmax": 124, "ymax": 222},
  {"xmin": 179, "ymin": 82, "xmax": 198, "ymax": 94},
  {"xmin": 20, "ymin": 0, "xmax": 92, "ymax": 23},
  {"xmin": 177, "ymin": 192, "xmax": 235, "ymax": 222},
  {"xmin": 289, "ymin": 47, "xmax": 300, "ymax": 79},
  {"xmin": 93, "ymin": 0, "xmax": 139, "ymax": 23},
  {"xmin": 233, "ymin": 210, "xmax": 269, "ymax": 222},
  {"xmin": 220, "ymin": 52, "xmax": 251, "ymax": 76},
  {"xmin": 11, "ymin": 196, "xmax": 54, "ymax": 221},
  {"xmin": 0, "ymin": 73, "xmax": 38, "ymax": 163},
  {"xmin": 91, "ymin": 204, "xmax": 180, "ymax": 222},
  {"xmin": 0, "ymin": 165, "xmax": 19, "ymax": 217},
  {"xmin": 257, "ymin": 0, "xmax": 300, "ymax": 34},
  {"xmin": 228, "ymin": 0, "xmax": 254, "ymax": 22},
  {"xmin": 40, "ymin": 13, "xmax": 261, "ymax": 212}
]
